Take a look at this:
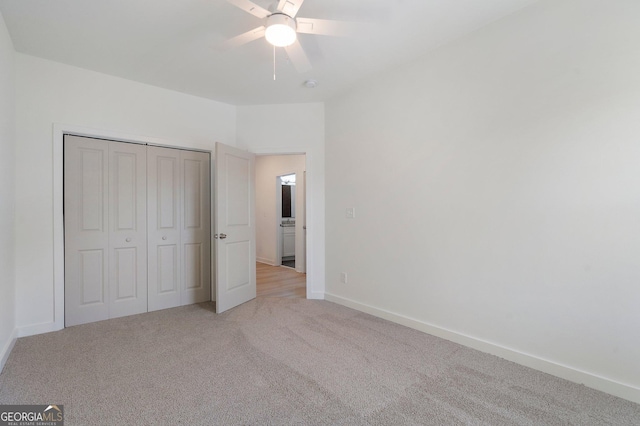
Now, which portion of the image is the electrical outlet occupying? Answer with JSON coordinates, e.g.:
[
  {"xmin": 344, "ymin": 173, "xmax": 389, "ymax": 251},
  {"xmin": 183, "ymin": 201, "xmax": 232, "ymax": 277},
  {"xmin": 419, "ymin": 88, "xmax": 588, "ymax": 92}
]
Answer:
[
  {"xmin": 340, "ymin": 272, "xmax": 348, "ymax": 284},
  {"xmin": 346, "ymin": 207, "xmax": 355, "ymax": 219}
]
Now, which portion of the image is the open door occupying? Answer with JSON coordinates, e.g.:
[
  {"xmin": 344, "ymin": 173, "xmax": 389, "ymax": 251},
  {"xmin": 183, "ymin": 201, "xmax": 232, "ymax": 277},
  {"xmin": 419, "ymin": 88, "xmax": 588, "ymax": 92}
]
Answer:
[{"xmin": 215, "ymin": 142, "xmax": 256, "ymax": 313}]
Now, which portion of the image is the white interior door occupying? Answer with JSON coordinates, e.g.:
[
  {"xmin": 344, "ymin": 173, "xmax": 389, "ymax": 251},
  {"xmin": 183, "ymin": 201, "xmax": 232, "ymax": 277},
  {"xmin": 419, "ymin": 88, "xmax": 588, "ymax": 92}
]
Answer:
[
  {"xmin": 181, "ymin": 150, "xmax": 211, "ymax": 305},
  {"xmin": 215, "ymin": 142, "xmax": 256, "ymax": 313},
  {"xmin": 108, "ymin": 141, "xmax": 148, "ymax": 319},
  {"xmin": 65, "ymin": 136, "xmax": 148, "ymax": 326},
  {"xmin": 147, "ymin": 146, "xmax": 182, "ymax": 311},
  {"xmin": 148, "ymin": 146, "xmax": 211, "ymax": 311},
  {"xmin": 65, "ymin": 136, "xmax": 110, "ymax": 326}
]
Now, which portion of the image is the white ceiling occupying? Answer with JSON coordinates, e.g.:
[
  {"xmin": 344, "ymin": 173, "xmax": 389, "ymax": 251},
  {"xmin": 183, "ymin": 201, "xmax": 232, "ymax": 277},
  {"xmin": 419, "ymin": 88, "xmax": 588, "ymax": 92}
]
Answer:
[{"xmin": 0, "ymin": 0, "xmax": 538, "ymax": 105}]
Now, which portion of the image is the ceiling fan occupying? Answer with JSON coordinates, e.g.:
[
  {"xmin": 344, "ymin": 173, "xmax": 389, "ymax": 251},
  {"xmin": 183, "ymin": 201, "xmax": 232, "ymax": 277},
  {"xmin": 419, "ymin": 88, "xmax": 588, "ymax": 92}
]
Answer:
[{"xmin": 222, "ymin": 0, "xmax": 358, "ymax": 73}]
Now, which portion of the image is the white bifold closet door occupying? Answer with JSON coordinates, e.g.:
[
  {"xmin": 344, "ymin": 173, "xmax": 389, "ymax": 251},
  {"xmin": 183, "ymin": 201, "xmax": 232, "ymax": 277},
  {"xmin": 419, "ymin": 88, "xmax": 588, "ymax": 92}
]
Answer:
[
  {"xmin": 65, "ymin": 136, "xmax": 211, "ymax": 326},
  {"xmin": 146, "ymin": 146, "xmax": 211, "ymax": 311},
  {"xmin": 65, "ymin": 136, "xmax": 148, "ymax": 326}
]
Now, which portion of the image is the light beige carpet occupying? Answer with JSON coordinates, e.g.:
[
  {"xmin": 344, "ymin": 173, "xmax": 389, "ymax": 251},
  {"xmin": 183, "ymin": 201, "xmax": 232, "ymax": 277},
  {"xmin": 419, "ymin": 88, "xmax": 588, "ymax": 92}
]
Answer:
[{"xmin": 1, "ymin": 298, "xmax": 638, "ymax": 425}]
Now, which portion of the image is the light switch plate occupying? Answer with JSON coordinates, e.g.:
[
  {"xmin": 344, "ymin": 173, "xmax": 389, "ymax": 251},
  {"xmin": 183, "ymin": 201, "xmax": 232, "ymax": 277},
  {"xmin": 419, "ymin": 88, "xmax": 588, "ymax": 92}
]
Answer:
[{"xmin": 346, "ymin": 207, "xmax": 355, "ymax": 219}]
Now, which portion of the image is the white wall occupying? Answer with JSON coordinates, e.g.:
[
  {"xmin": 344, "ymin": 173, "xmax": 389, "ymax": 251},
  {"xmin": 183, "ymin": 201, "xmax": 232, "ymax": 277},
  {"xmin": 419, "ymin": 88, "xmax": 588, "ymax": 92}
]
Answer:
[
  {"xmin": 255, "ymin": 154, "xmax": 306, "ymax": 271},
  {"xmin": 325, "ymin": 0, "xmax": 640, "ymax": 403},
  {"xmin": 237, "ymin": 103, "xmax": 324, "ymax": 299},
  {"xmin": 0, "ymin": 9, "xmax": 16, "ymax": 371},
  {"xmin": 14, "ymin": 54, "xmax": 237, "ymax": 334}
]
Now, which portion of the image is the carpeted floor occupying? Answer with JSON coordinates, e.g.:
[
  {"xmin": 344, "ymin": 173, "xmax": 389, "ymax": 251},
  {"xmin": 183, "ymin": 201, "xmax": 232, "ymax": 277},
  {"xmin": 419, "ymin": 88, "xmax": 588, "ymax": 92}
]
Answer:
[{"xmin": 1, "ymin": 298, "xmax": 639, "ymax": 425}]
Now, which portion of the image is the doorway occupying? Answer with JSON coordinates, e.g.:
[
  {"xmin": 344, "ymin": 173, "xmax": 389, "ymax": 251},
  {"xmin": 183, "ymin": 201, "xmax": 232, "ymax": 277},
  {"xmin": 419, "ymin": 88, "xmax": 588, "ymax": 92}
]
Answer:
[
  {"xmin": 279, "ymin": 173, "xmax": 296, "ymax": 268},
  {"xmin": 255, "ymin": 154, "xmax": 306, "ymax": 298}
]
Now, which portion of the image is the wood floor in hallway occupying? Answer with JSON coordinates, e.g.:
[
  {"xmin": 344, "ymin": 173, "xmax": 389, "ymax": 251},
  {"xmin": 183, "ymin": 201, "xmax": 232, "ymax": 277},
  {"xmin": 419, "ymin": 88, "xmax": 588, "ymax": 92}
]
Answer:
[{"xmin": 256, "ymin": 262, "xmax": 306, "ymax": 299}]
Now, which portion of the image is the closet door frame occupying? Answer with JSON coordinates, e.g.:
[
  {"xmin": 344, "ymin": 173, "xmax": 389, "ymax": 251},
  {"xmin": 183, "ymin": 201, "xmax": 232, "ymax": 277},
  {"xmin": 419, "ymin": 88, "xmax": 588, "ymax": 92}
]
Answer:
[{"xmin": 54, "ymin": 124, "xmax": 215, "ymax": 330}]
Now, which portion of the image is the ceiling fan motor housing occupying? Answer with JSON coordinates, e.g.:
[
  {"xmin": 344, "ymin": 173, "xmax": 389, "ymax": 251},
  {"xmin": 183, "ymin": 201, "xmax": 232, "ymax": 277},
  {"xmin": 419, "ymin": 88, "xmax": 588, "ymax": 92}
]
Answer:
[{"xmin": 265, "ymin": 13, "xmax": 297, "ymax": 47}]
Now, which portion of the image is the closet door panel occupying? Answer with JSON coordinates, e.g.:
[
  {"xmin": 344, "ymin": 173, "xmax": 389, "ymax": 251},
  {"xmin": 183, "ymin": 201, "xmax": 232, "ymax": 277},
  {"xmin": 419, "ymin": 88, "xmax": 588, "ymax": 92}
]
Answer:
[
  {"xmin": 148, "ymin": 146, "xmax": 182, "ymax": 311},
  {"xmin": 181, "ymin": 151, "xmax": 211, "ymax": 305},
  {"xmin": 109, "ymin": 142, "xmax": 148, "ymax": 318},
  {"xmin": 157, "ymin": 245, "xmax": 179, "ymax": 293},
  {"xmin": 78, "ymin": 249, "xmax": 106, "ymax": 305},
  {"xmin": 184, "ymin": 243, "xmax": 202, "ymax": 290},
  {"xmin": 114, "ymin": 248, "xmax": 137, "ymax": 299},
  {"xmin": 64, "ymin": 135, "xmax": 110, "ymax": 326}
]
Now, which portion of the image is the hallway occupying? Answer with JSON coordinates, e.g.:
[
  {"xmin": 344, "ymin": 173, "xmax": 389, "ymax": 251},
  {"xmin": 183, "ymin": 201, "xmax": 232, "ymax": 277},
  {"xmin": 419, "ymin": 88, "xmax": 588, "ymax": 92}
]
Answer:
[{"xmin": 256, "ymin": 262, "xmax": 306, "ymax": 299}]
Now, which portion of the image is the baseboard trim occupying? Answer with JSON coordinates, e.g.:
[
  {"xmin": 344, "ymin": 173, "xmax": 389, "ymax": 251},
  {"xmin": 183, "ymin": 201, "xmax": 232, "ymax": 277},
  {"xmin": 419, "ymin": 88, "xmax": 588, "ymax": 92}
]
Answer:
[
  {"xmin": 257, "ymin": 258, "xmax": 276, "ymax": 266},
  {"xmin": 17, "ymin": 321, "xmax": 62, "ymax": 338},
  {"xmin": 0, "ymin": 328, "xmax": 18, "ymax": 373},
  {"xmin": 324, "ymin": 292, "xmax": 640, "ymax": 405}
]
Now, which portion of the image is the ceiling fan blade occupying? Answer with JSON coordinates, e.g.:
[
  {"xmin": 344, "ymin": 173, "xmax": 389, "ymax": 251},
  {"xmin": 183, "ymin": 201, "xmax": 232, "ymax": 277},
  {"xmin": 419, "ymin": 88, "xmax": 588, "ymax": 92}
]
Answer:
[
  {"xmin": 296, "ymin": 17, "xmax": 360, "ymax": 37},
  {"xmin": 219, "ymin": 26, "xmax": 266, "ymax": 50},
  {"xmin": 226, "ymin": 0, "xmax": 270, "ymax": 19},
  {"xmin": 284, "ymin": 40, "xmax": 312, "ymax": 73},
  {"xmin": 277, "ymin": 0, "xmax": 305, "ymax": 18}
]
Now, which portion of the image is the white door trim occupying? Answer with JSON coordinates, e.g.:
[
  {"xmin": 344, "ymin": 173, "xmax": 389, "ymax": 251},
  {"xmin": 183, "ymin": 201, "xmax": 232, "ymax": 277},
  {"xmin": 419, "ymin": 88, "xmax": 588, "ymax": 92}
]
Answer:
[
  {"xmin": 52, "ymin": 123, "xmax": 215, "ymax": 331},
  {"xmin": 276, "ymin": 175, "xmax": 283, "ymax": 266}
]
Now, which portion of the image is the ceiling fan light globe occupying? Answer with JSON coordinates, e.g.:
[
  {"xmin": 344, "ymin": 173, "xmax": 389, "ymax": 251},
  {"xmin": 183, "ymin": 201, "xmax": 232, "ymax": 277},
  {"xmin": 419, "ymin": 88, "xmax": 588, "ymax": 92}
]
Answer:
[{"xmin": 265, "ymin": 14, "xmax": 297, "ymax": 47}]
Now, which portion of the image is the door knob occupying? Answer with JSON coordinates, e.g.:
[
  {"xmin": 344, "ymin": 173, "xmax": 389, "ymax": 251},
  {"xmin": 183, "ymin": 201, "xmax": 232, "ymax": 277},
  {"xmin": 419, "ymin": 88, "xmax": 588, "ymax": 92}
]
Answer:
[
  {"xmin": 219, "ymin": 233, "xmax": 227, "ymax": 239},
  {"xmin": 162, "ymin": 236, "xmax": 167, "ymax": 240},
  {"xmin": 126, "ymin": 238, "xmax": 131, "ymax": 242}
]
